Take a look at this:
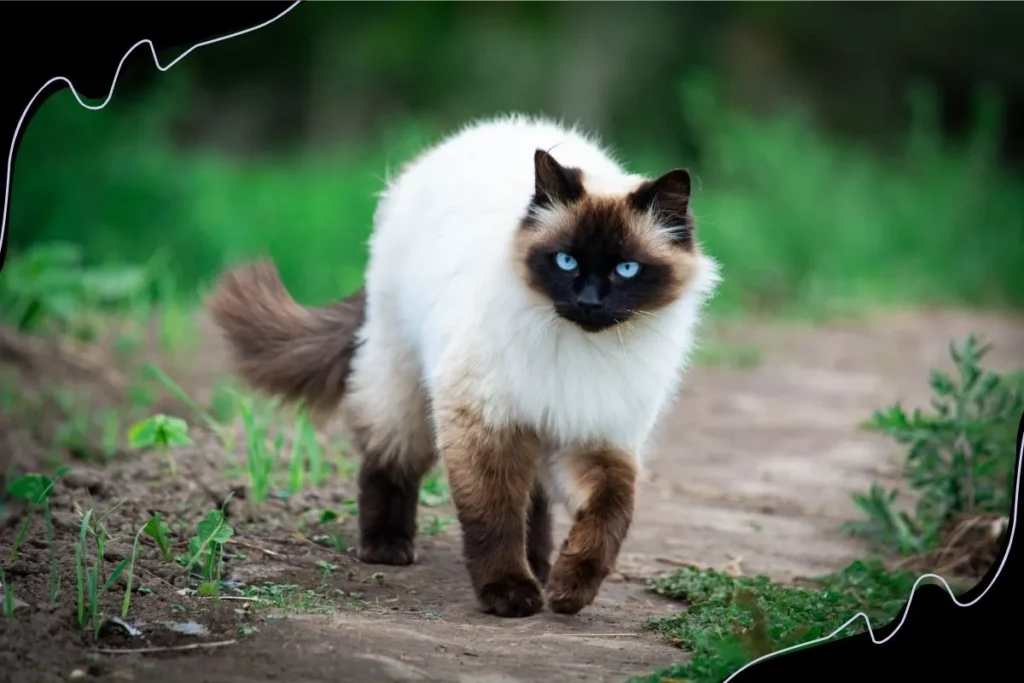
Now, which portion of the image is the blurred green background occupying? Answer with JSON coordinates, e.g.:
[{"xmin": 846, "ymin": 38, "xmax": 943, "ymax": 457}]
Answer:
[{"xmin": 8, "ymin": 1, "xmax": 1024, "ymax": 319}]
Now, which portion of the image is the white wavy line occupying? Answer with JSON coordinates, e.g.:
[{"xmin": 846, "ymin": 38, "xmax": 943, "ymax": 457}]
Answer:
[
  {"xmin": 721, "ymin": 426, "xmax": 1021, "ymax": 682},
  {"xmin": 1, "ymin": 2, "xmax": 1019, "ymax": 679},
  {"xmin": 0, "ymin": 0, "xmax": 304, "ymax": 257}
]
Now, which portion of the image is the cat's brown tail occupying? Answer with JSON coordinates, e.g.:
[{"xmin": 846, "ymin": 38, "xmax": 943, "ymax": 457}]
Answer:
[{"xmin": 205, "ymin": 259, "xmax": 366, "ymax": 419}]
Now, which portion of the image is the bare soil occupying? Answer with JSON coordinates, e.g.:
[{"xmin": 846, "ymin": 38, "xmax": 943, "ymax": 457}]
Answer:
[{"xmin": 1, "ymin": 308, "xmax": 1022, "ymax": 683}]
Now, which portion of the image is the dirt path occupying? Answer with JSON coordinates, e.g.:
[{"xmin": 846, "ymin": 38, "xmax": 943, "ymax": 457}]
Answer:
[{"xmin": 2, "ymin": 309, "xmax": 1022, "ymax": 683}]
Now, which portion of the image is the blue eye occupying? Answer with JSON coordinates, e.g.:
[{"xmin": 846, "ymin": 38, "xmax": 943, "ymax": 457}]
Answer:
[
  {"xmin": 615, "ymin": 261, "xmax": 640, "ymax": 279},
  {"xmin": 554, "ymin": 252, "xmax": 578, "ymax": 271}
]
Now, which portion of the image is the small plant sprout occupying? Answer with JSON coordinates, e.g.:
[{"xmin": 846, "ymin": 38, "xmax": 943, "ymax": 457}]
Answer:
[
  {"xmin": 180, "ymin": 504, "xmax": 235, "ymax": 596},
  {"xmin": 6, "ymin": 466, "xmax": 69, "ymax": 602},
  {"xmin": 1, "ymin": 566, "xmax": 15, "ymax": 618},
  {"xmin": 238, "ymin": 397, "xmax": 277, "ymax": 503},
  {"xmin": 73, "ymin": 504, "xmax": 142, "ymax": 636},
  {"xmin": 143, "ymin": 512, "xmax": 174, "ymax": 562},
  {"xmin": 128, "ymin": 413, "xmax": 193, "ymax": 477},
  {"xmin": 142, "ymin": 363, "xmax": 236, "ymax": 451},
  {"xmin": 306, "ymin": 509, "xmax": 347, "ymax": 552},
  {"xmin": 299, "ymin": 412, "xmax": 326, "ymax": 487}
]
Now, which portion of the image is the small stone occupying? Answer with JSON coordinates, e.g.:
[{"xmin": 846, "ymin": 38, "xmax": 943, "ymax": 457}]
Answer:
[{"xmin": 69, "ymin": 670, "xmax": 86, "ymax": 680}]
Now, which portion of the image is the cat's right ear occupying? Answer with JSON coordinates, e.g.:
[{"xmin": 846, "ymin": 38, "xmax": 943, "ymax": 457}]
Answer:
[{"xmin": 532, "ymin": 149, "xmax": 584, "ymax": 209}]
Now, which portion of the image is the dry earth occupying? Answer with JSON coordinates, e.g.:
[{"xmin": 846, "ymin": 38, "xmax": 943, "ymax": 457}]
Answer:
[{"xmin": 1, "ymin": 308, "xmax": 1022, "ymax": 683}]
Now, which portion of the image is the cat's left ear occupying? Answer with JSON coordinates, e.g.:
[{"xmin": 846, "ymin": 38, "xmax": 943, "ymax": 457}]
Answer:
[{"xmin": 630, "ymin": 169, "xmax": 692, "ymax": 243}]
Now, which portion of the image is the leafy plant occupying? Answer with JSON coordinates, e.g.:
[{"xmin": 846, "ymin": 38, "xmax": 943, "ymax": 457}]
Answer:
[
  {"xmin": 179, "ymin": 505, "xmax": 235, "ymax": 596},
  {"xmin": 843, "ymin": 335, "xmax": 1022, "ymax": 555},
  {"xmin": 5, "ymin": 467, "xmax": 69, "ymax": 601},
  {"xmin": 143, "ymin": 511, "xmax": 174, "ymax": 562},
  {"xmin": 305, "ymin": 508, "xmax": 349, "ymax": 552},
  {"xmin": 142, "ymin": 364, "xmax": 236, "ymax": 451},
  {"xmin": 128, "ymin": 413, "xmax": 193, "ymax": 477}
]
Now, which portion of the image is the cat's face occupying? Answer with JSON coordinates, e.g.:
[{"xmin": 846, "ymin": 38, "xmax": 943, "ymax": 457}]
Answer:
[{"xmin": 514, "ymin": 149, "xmax": 700, "ymax": 333}]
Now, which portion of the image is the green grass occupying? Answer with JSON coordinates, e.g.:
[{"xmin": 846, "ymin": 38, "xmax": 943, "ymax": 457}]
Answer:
[
  {"xmin": 73, "ymin": 504, "xmax": 145, "ymax": 636},
  {"xmin": 634, "ymin": 560, "xmax": 921, "ymax": 683},
  {"xmin": 10, "ymin": 77, "xmax": 1024, "ymax": 319}
]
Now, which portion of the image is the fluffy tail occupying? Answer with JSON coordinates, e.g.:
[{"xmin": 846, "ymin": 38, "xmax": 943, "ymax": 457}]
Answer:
[{"xmin": 205, "ymin": 259, "xmax": 366, "ymax": 419}]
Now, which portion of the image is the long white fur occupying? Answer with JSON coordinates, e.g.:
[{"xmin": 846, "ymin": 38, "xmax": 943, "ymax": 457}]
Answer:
[{"xmin": 345, "ymin": 114, "xmax": 720, "ymax": 508}]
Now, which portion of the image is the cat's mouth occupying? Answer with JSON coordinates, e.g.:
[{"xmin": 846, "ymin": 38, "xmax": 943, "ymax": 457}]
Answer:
[{"xmin": 555, "ymin": 306, "xmax": 627, "ymax": 333}]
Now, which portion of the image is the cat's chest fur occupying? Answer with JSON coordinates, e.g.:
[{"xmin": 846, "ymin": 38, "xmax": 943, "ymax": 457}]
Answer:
[{"xmin": 422, "ymin": 285, "xmax": 700, "ymax": 453}]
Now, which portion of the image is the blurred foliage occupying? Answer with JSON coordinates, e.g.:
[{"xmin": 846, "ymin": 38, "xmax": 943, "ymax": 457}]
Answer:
[
  {"xmin": 0, "ymin": 242, "xmax": 149, "ymax": 340},
  {"xmin": 7, "ymin": 2, "xmax": 1024, "ymax": 316}
]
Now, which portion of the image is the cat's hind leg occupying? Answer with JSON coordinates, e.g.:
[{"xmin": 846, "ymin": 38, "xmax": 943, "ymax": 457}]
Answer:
[{"xmin": 344, "ymin": 334, "xmax": 436, "ymax": 566}]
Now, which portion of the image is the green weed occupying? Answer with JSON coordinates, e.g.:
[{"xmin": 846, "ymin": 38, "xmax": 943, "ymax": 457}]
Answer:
[
  {"xmin": 142, "ymin": 364, "xmax": 236, "ymax": 451},
  {"xmin": 304, "ymin": 508, "xmax": 350, "ymax": 553},
  {"xmin": 237, "ymin": 397, "xmax": 277, "ymax": 503},
  {"xmin": 178, "ymin": 503, "xmax": 235, "ymax": 596},
  {"xmin": 5, "ymin": 467, "xmax": 69, "ymax": 601},
  {"xmin": 0, "ymin": 565, "xmax": 14, "ymax": 618},
  {"xmin": 143, "ymin": 511, "xmax": 174, "ymax": 563},
  {"xmin": 843, "ymin": 335, "xmax": 1022, "ymax": 555},
  {"xmin": 286, "ymin": 411, "xmax": 324, "ymax": 493},
  {"xmin": 73, "ymin": 503, "xmax": 142, "ymax": 635}
]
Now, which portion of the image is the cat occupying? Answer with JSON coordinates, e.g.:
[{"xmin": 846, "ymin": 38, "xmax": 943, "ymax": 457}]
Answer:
[{"xmin": 206, "ymin": 114, "xmax": 720, "ymax": 618}]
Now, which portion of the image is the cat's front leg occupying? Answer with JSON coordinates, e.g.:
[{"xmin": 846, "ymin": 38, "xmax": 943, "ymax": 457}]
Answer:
[
  {"xmin": 436, "ymin": 401, "xmax": 544, "ymax": 618},
  {"xmin": 546, "ymin": 448, "xmax": 637, "ymax": 615}
]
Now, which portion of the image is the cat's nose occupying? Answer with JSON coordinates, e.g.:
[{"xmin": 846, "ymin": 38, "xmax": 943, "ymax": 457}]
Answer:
[{"xmin": 576, "ymin": 283, "xmax": 602, "ymax": 309}]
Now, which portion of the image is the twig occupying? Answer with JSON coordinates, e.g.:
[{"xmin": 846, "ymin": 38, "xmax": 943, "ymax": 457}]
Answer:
[
  {"xmin": 90, "ymin": 639, "xmax": 238, "ymax": 655},
  {"xmin": 228, "ymin": 539, "xmax": 285, "ymax": 558}
]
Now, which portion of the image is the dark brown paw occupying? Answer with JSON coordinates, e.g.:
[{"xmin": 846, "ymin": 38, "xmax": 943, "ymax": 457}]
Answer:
[
  {"xmin": 478, "ymin": 575, "xmax": 544, "ymax": 618},
  {"xmin": 545, "ymin": 556, "xmax": 605, "ymax": 615},
  {"xmin": 358, "ymin": 538, "xmax": 416, "ymax": 566}
]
